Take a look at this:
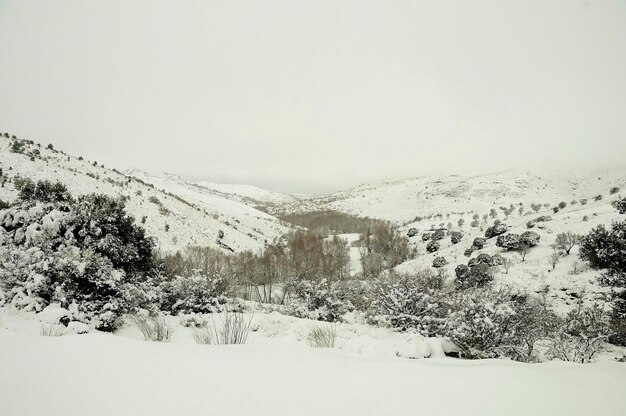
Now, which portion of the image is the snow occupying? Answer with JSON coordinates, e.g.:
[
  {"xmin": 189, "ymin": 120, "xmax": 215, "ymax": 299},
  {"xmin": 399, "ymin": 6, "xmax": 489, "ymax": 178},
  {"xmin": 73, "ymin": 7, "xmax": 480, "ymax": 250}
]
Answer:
[
  {"xmin": 0, "ymin": 137, "xmax": 289, "ymax": 253},
  {"xmin": 1, "ymin": 309, "xmax": 625, "ymax": 416}
]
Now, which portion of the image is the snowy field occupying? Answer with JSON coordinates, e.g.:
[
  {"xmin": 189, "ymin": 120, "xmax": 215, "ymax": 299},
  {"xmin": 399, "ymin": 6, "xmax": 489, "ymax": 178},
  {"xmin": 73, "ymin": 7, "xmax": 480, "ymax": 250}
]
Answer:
[{"xmin": 1, "ymin": 309, "xmax": 626, "ymax": 416}]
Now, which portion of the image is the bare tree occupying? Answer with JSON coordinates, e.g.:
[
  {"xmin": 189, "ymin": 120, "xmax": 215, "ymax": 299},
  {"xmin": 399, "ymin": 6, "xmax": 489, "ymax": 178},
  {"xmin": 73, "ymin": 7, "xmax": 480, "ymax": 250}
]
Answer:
[
  {"xmin": 502, "ymin": 257, "xmax": 514, "ymax": 274},
  {"xmin": 517, "ymin": 243, "xmax": 530, "ymax": 262},
  {"xmin": 550, "ymin": 249, "xmax": 561, "ymax": 270},
  {"xmin": 554, "ymin": 232, "xmax": 579, "ymax": 255}
]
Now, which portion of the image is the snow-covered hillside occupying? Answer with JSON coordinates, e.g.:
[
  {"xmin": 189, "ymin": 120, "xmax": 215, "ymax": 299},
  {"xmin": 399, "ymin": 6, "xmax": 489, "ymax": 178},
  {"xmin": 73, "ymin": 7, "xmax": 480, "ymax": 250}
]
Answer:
[
  {"xmin": 194, "ymin": 180, "xmax": 301, "ymax": 207},
  {"xmin": 0, "ymin": 136, "xmax": 288, "ymax": 253},
  {"xmin": 287, "ymin": 169, "xmax": 626, "ymax": 223}
]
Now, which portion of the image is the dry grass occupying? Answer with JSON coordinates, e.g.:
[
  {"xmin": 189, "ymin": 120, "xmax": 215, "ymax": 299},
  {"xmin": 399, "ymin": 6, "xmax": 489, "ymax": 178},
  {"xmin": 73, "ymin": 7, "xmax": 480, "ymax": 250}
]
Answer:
[
  {"xmin": 133, "ymin": 315, "xmax": 176, "ymax": 342},
  {"xmin": 40, "ymin": 323, "xmax": 67, "ymax": 337},
  {"xmin": 212, "ymin": 310, "xmax": 253, "ymax": 345},
  {"xmin": 307, "ymin": 324, "xmax": 337, "ymax": 348},
  {"xmin": 191, "ymin": 325, "xmax": 215, "ymax": 344},
  {"xmin": 191, "ymin": 311, "xmax": 253, "ymax": 345}
]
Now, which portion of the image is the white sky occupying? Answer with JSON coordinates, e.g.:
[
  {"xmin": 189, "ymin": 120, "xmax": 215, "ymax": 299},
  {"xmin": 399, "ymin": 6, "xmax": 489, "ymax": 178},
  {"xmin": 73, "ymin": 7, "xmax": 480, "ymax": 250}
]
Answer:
[{"xmin": 1, "ymin": 0, "xmax": 625, "ymax": 194}]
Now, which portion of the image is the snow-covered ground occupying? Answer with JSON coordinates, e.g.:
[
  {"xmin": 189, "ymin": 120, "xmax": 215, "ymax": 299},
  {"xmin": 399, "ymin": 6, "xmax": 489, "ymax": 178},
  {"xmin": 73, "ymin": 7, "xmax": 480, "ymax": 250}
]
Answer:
[
  {"xmin": 0, "ymin": 137, "xmax": 289, "ymax": 252},
  {"xmin": 1, "ymin": 308, "xmax": 625, "ymax": 416}
]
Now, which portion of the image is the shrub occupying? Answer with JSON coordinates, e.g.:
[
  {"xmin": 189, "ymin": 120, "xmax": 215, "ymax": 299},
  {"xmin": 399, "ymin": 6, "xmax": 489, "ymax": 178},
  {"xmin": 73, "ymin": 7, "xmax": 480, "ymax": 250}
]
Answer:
[
  {"xmin": 472, "ymin": 237, "xmax": 486, "ymax": 249},
  {"xmin": 307, "ymin": 324, "xmax": 337, "ymax": 348},
  {"xmin": 426, "ymin": 240, "xmax": 440, "ymax": 253},
  {"xmin": 496, "ymin": 233, "xmax": 520, "ymax": 250},
  {"xmin": 594, "ymin": 195, "xmax": 603, "ymax": 201},
  {"xmin": 612, "ymin": 197, "xmax": 626, "ymax": 214},
  {"xmin": 159, "ymin": 273, "xmax": 228, "ymax": 315},
  {"xmin": 580, "ymin": 199, "xmax": 588, "ymax": 205},
  {"xmin": 450, "ymin": 231, "xmax": 463, "ymax": 245},
  {"xmin": 285, "ymin": 279, "xmax": 354, "ymax": 322},
  {"xmin": 468, "ymin": 253, "xmax": 504, "ymax": 268},
  {"xmin": 0, "ymin": 192, "xmax": 156, "ymax": 331},
  {"xmin": 431, "ymin": 230, "xmax": 445, "ymax": 241},
  {"xmin": 454, "ymin": 263, "xmax": 494, "ymax": 290},
  {"xmin": 191, "ymin": 326, "xmax": 214, "ymax": 344},
  {"xmin": 432, "ymin": 256, "xmax": 448, "ymax": 268},
  {"xmin": 610, "ymin": 186, "xmax": 620, "ymax": 195},
  {"xmin": 558, "ymin": 202, "xmax": 567, "ymax": 209},
  {"xmin": 444, "ymin": 288, "xmax": 548, "ymax": 360},
  {"xmin": 133, "ymin": 315, "xmax": 176, "ymax": 342},
  {"xmin": 421, "ymin": 233, "xmax": 431, "ymax": 241},
  {"xmin": 370, "ymin": 270, "xmax": 448, "ymax": 335},
  {"xmin": 463, "ymin": 247, "xmax": 475, "ymax": 257},
  {"xmin": 40, "ymin": 323, "xmax": 67, "ymax": 337},
  {"xmin": 579, "ymin": 220, "xmax": 626, "ymax": 345},
  {"xmin": 16, "ymin": 179, "xmax": 72, "ymax": 204},
  {"xmin": 546, "ymin": 304, "xmax": 611, "ymax": 363},
  {"xmin": 520, "ymin": 231, "xmax": 540, "ymax": 247},
  {"xmin": 212, "ymin": 310, "xmax": 253, "ymax": 345},
  {"xmin": 485, "ymin": 223, "xmax": 507, "ymax": 238},
  {"xmin": 554, "ymin": 232, "xmax": 579, "ymax": 255},
  {"xmin": 407, "ymin": 228, "xmax": 418, "ymax": 238}
]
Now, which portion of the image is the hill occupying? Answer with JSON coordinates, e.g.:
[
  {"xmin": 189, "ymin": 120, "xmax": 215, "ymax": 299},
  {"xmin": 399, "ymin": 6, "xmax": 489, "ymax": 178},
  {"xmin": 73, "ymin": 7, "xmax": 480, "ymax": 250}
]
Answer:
[{"xmin": 0, "ymin": 135, "xmax": 288, "ymax": 253}]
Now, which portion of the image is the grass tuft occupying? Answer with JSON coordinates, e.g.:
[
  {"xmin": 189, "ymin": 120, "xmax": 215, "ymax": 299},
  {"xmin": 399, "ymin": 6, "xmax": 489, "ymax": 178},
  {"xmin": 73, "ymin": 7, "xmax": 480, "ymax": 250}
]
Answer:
[
  {"xmin": 40, "ymin": 323, "xmax": 66, "ymax": 337},
  {"xmin": 307, "ymin": 324, "xmax": 337, "ymax": 348},
  {"xmin": 133, "ymin": 315, "xmax": 176, "ymax": 342}
]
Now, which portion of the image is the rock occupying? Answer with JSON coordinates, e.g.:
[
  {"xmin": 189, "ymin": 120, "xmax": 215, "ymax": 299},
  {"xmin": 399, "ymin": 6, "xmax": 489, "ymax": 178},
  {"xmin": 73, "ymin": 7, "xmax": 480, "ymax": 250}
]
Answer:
[{"xmin": 407, "ymin": 228, "xmax": 418, "ymax": 238}]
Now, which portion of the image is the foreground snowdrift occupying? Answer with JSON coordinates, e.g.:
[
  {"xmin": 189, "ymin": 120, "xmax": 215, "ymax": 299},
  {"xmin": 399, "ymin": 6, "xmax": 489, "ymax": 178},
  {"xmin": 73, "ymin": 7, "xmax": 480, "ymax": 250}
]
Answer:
[{"xmin": 1, "ymin": 311, "xmax": 625, "ymax": 416}]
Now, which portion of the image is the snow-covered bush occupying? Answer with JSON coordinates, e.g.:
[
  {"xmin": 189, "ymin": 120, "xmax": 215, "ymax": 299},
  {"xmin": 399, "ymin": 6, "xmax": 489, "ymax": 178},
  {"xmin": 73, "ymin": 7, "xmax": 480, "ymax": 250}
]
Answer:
[
  {"xmin": 431, "ymin": 230, "xmax": 445, "ymax": 241},
  {"xmin": 370, "ymin": 270, "xmax": 448, "ymax": 335},
  {"xmin": 520, "ymin": 231, "xmax": 540, "ymax": 247},
  {"xmin": 468, "ymin": 253, "xmax": 504, "ymax": 268},
  {"xmin": 496, "ymin": 233, "xmax": 520, "ymax": 250},
  {"xmin": 444, "ymin": 288, "xmax": 545, "ymax": 360},
  {"xmin": 450, "ymin": 231, "xmax": 463, "ymax": 245},
  {"xmin": 612, "ymin": 197, "xmax": 626, "ymax": 214},
  {"xmin": 0, "ymin": 185, "xmax": 156, "ymax": 331},
  {"xmin": 432, "ymin": 256, "xmax": 448, "ymax": 268},
  {"xmin": 579, "ymin": 220, "xmax": 626, "ymax": 345},
  {"xmin": 454, "ymin": 263, "xmax": 494, "ymax": 290},
  {"xmin": 472, "ymin": 237, "xmax": 486, "ymax": 249},
  {"xmin": 159, "ymin": 273, "xmax": 228, "ymax": 315},
  {"xmin": 546, "ymin": 304, "xmax": 612, "ymax": 363},
  {"xmin": 285, "ymin": 278, "xmax": 354, "ymax": 322},
  {"xmin": 426, "ymin": 240, "xmax": 440, "ymax": 253},
  {"xmin": 484, "ymin": 223, "xmax": 508, "ymax": 239}
]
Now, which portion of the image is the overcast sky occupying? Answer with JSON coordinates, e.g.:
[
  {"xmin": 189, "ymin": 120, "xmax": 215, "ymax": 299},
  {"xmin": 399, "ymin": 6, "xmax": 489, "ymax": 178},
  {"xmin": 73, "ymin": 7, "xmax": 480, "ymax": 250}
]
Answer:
[{"xmin": 1, "ymin": 1, "xmax": 625, "ymax": 194}]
